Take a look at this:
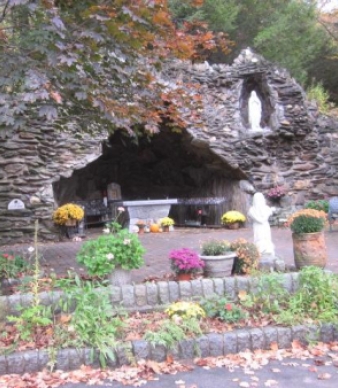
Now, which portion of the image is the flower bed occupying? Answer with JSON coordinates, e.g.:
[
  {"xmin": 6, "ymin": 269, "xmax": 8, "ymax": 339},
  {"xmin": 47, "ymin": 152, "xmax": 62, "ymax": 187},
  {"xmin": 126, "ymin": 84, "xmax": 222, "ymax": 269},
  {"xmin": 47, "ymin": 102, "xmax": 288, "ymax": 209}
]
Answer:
[{"xmin": 1, "ymin": 266, "xmax": 338, "ymax": 376}]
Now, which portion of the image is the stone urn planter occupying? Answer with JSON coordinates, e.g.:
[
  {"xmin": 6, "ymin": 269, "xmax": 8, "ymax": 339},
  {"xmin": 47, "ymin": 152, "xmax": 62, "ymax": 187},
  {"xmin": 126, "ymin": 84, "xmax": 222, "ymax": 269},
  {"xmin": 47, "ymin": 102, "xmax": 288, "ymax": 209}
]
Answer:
[
  {"xmin": 200, "ymin": 252, "xmax": 237, "ymax": 278},
  {"xmin": 292, "ymin": 232, "xmax": 327, "ymax": 269},
  {"xmin": 109, "ymin": 266, "xmax": 132, "ymax": 287}
]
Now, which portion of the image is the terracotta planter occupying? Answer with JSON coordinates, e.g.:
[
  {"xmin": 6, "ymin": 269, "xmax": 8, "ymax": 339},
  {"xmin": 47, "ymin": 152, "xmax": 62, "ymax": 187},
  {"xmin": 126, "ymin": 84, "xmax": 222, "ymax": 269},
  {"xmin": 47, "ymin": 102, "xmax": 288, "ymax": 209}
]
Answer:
[
  {"xmin": 65, "ymin": 219, "xmax": 77, "ymax": 226},
  {"xmin": 176, "ymin": 272, "xmax": 193, "ymax": 281},
  {"xmin": 292, "ymin": 231, "xmax": 327, "ymax": 269},
  {"xmin": 227, "ymin": 222, "xmax": 240, "ymax": 230},
  {"xmin": 162, "ymin": 225, "xmax": 170, "ymax": 233},
  {"xmin": 109, "ymin": 267, "xmax": 132, "ymax": 287},
  {"xmin": 137, "ymin": 226, "xmax": 145, "ymax": 234},
  {"xmin": 200, "ymin": 252, "xmax": 237, "ymax": 278}
]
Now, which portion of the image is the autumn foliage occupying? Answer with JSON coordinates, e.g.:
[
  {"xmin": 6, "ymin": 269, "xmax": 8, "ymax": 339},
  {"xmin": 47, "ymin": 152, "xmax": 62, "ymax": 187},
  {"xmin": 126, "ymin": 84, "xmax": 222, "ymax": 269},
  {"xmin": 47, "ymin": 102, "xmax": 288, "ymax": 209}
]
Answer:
[{"xmin": 0, "ymin": 0, "xmax": 231, "ymax": 136}]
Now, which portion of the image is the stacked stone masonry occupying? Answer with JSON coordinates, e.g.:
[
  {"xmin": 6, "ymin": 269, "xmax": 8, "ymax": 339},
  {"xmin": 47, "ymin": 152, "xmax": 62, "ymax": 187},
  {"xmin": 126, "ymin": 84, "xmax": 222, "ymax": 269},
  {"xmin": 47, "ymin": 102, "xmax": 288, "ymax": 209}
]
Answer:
[
  {"xmin": 1, "ymin": 48, "xmax": 338, "ymax": 244},
  {"xmin": 1, "ymin": 273, "xmax": 338, "ymax": 375}
]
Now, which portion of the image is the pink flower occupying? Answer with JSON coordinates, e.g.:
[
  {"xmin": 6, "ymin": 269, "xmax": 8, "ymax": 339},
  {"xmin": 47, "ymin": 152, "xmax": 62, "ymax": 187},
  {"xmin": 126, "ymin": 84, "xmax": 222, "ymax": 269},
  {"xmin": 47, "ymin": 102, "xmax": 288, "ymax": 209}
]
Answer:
[
  {"xmin": 169, "ymin": 248, "xmax": 204, "ymax": 274},
  {"xmin": 225, "ymin": 303, "xmax": 232, "ymax": 311}
]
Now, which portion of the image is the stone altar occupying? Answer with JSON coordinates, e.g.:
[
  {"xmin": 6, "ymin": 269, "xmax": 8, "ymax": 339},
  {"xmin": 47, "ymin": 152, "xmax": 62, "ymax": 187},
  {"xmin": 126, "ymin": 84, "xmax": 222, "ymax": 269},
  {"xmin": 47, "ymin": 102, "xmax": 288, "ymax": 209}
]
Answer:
[{"xmin": 121, "ymin": 199, "xmax": 178, "ymax": 231}]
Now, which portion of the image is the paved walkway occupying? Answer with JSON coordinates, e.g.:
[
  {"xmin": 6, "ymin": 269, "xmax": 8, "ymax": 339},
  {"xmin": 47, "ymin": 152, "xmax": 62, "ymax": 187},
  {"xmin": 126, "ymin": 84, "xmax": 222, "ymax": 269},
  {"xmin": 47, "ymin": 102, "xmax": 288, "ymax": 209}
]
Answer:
[{"xmin": 2, "ymin": 226, "xmax": 338, "ymax": 283}]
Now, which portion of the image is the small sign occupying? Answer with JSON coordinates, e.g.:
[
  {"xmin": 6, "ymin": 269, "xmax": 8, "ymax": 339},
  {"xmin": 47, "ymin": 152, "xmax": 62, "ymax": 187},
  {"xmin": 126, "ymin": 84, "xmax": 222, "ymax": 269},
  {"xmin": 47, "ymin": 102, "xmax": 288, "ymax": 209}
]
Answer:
[{"xmin": 8, "ymin": 199, "xmax": 25, "ymax": 210}]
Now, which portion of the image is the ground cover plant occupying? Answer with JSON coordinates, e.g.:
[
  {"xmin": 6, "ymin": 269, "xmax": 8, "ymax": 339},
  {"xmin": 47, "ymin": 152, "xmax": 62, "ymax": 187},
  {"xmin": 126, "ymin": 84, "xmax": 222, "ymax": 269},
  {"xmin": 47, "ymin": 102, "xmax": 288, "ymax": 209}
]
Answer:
[
  {"xmin": 1, "ymin": 265, "xmax": 338, "ymax": 370},
  {"xmin": 2, "ymin": 224, "xmax": 338, "ymax": 368}
]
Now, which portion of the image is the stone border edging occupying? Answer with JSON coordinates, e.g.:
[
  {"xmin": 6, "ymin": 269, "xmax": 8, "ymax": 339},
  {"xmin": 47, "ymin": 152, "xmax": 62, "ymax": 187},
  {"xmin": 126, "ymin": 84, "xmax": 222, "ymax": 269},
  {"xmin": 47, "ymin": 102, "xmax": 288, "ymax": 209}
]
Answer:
[
  {"xmin": 0, "ymin": 323, "xmax": 337, "ymax": 375},
  {"xmin": 0, "ymin": 273, "xmax": 300, "ymax": 315},
  {"xmin": 2, "ymin": 272, "xmax": 336, "ymax": 375}
]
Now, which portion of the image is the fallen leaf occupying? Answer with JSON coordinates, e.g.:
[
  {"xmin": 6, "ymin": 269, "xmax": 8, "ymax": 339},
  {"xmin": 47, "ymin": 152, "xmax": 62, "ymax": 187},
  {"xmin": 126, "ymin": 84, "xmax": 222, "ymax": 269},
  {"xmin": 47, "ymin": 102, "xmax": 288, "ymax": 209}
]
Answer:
[
  {"xmin": 239, "ymin": 382, "xmax": 250, "ymax": 387},
  {"xmin": 317, "ymin": 373, "xmax": 331, "ymax": 380},
  {"xmin": 270, "ymin": 342, "xmax": 278, "ymax": 351},
  {"xmin": 264, "ymin": 379, "xmax": 278, "ymax": 387},
  {"xmin": 238, "ymin": 290, "xmax": 247, "ymax": 301}
]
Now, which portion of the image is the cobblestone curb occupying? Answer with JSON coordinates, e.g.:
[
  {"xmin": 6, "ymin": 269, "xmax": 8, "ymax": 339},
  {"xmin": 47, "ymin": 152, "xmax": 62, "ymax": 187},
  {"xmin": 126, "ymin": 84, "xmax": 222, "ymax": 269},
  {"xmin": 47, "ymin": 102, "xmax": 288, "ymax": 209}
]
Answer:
[
  {"xmin": 1, "ymin": 272, "xmax": 338, "ymax": 375},
  {"xmin": 0, "ymin": 273, "xmax": 300, "ymax": 315},
  {"xmin": 0, "ymin": 323, "xmax": 337, "ymax": 375}
]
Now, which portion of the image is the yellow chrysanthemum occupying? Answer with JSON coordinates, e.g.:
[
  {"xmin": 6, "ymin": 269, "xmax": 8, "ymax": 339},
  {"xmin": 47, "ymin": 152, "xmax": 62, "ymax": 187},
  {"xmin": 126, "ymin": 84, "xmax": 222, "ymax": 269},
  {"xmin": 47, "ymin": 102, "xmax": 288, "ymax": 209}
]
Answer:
[{"xmin": 53, "ymin": 203, "xmax": 84, "ymax": 225}]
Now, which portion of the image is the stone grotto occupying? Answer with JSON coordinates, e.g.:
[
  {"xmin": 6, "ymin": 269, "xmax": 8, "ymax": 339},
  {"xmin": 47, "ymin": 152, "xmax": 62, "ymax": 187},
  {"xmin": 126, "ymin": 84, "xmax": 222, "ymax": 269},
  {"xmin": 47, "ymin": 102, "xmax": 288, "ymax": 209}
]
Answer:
[{"xmin": 1, "ymin": 48, "xmax": 338, "ymax": 245}]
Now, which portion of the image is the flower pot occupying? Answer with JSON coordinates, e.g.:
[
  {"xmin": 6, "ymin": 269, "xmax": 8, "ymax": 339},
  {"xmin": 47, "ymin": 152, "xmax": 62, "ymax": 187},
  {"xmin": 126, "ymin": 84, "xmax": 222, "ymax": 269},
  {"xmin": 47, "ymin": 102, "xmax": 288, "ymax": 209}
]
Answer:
[
  {"xmin": 137, "ymin": 226, "xmax": 145, "ymax": 234},
  {"xmin": 292, "ymin": 231, "xmax": 327, "ymax": 269},
  {"xmin": 109, "ymin": 267, "xmax": 132, "ymax": 287},
  {"xmin": 162, "ymin": 225, "xmax": 170, "ymax": 233},
  {"xmin": 200, "ymin": 253, "xmax": 237, "ymax": 278},
  {"xmin": 65, "ymin": 219, "xmax": 77, "ymax": 226},
  {"xmin": 227, "ymin": 222, "xmax": 240, "ymax": 230},
  {"xmin": 176, "ymin": 272, "xmax": 193, "ymax": 281}
]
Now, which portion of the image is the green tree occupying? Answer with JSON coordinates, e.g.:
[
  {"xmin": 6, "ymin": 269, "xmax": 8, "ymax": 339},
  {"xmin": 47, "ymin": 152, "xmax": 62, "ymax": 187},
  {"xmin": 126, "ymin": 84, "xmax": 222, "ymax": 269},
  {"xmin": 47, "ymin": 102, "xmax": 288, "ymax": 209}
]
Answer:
[
  {"xmin": 169, "ymin": 0, "xmax": 330, "ymax": 85},
  {"xmin": 253, "ymin": 1, "xmax": 327, "ymax": 83}
]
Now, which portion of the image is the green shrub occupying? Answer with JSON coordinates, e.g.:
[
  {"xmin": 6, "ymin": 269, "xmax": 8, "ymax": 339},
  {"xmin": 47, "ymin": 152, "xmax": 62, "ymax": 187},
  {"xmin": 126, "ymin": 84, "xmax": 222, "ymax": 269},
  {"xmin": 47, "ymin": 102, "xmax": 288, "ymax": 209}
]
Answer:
[
  {"xmin": 306, "ymin": 82, "xmax": 330, "ymax": 114},
  {"xmin": 290, "ymin": 215, "xmax": 326, "ymax": 234},
  {"xmin": 230, "ymin": 239, "xmax": 260, "ymax": 274},
  {"xmin": 165, "ymin": 301, "xmax": 205, "ymax": 320},
  {"xmin": 77, "ymin": 230, "xmax": 145, "ymax": 277},
  {"xmin": 278, "ymin": 266, "xmax": 338, "ymax": 324},
  {"xmin": 200, "ymin": 239, "xmax": 232, "ymax": 256},
  {"xmin": 304, "ymin": 200, "xmax": 329, "ymax": 213},
  {"xmin": 0, "ymin": 253, "xmax": 31, "ymax": 279},
  {"xmin": 201, "ymin": 296, "xmax": 247, "ymax": 323},
  {"xmin": 144, "ymin": 318, "xmax": 202, "ymax": 349}
]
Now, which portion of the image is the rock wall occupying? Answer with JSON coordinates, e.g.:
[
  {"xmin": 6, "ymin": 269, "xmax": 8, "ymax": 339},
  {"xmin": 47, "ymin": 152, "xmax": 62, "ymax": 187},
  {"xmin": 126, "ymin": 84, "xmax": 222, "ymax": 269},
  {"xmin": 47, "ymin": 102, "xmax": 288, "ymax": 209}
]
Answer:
[
  {"xmin": 0, "ymin": 124, "xmax": 105, "ymax": 245},
  {"xmin": 164, "ymin": 49, "xmax": 338, "ymax": 205},
  {"xmin": 1, "ymin": 48, "xmax": 338, "ymax": 245}
]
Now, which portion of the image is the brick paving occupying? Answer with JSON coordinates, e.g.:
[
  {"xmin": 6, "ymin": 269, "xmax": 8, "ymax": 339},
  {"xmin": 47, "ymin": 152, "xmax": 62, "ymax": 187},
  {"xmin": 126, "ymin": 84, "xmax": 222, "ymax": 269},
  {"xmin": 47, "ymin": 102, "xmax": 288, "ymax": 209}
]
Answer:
[{"xmin": 2, "ymin": 226, "xmax": 338, "ymax": 284}]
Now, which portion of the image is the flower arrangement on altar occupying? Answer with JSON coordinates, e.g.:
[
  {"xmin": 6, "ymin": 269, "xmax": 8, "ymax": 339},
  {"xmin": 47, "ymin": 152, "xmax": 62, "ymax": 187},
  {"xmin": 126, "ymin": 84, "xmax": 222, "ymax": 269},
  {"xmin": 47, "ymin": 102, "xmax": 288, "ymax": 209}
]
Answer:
[
  {"xmin": 266, "ymin": 186, "xmax": 286, "ymax": 200},
  {"xmin": 160, "ymin": 217, "xmax": 175, "ymax": 227},
  {"xmin": 169, "ymin": 248, "xmax": 204, "ymax": 274},
  {"xmin": 221, "ymin": 211, "xmax": 246, "ymax": 225},
  {"xmin": 136, "ymin": 220, "xmax": 146, "ymax": 227},
  {"xmin": 52, "ymin": 203, "xmax": 84, "ymax": 225},
  {"xmin": 286, "ymin": 208, "xmax": 327, "ymax": 234}
]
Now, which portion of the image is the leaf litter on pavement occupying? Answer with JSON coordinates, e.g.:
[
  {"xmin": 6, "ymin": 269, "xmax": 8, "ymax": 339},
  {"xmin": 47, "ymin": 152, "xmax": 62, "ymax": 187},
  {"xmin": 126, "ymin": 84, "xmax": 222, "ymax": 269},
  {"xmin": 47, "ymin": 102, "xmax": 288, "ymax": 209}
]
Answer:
[{"xmin": 1, "ymin": 341, "xmax": 337, "ymax": 388}]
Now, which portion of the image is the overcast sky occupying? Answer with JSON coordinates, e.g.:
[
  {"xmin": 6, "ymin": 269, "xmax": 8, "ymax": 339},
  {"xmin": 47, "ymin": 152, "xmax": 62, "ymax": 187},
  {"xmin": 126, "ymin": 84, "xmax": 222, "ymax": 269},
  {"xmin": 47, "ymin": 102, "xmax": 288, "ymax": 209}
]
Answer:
[{"xmin": 318, "ymin": 0, "xmax": 338, "ymax": 11}]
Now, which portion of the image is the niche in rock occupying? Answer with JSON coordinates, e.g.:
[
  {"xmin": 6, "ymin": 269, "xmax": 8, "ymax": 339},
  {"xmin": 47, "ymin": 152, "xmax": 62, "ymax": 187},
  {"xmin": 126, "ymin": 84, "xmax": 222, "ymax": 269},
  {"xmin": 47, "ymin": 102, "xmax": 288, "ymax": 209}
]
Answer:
[{"xmin": 240, "ymin": 75, "xmax": 274, "ymax": 132}]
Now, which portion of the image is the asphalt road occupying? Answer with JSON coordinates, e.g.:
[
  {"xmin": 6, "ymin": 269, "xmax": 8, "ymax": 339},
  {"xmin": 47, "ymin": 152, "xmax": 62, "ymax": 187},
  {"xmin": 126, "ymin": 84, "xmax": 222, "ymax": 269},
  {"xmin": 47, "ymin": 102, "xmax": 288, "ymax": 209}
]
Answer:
[{"xmin": 61, "ymin": 353, "xmax": 338, "ymax": 388}]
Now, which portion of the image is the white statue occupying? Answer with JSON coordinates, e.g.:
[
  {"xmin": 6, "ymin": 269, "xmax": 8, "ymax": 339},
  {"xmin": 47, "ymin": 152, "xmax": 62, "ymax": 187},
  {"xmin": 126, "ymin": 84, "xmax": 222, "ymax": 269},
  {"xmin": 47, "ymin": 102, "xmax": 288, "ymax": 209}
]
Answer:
[
  {"xmin": 248, "ymin": 192, "xmax": 275, "ymax": 256},
  {"xmin": 248, "ymin": 91, "xmax": 262, "ymax": 131}
]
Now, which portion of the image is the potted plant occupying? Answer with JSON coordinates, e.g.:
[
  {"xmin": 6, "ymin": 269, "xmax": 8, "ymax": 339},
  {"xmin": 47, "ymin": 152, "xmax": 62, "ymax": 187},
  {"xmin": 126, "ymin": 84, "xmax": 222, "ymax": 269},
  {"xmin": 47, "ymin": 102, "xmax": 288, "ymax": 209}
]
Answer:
[
  {"xmin": 53, "ymin": 203, "xmax": 85, "ymax": 239},
  {"xmin": 230, "ymin": 238, "xmax": 260, "ymax": 275},
  {"xmin": 135, "ymin": 220, "xmax": 146, "ymax": 234},
  {"xmin": 160, "ymin": 217, "xmax": 175, "ymax": 232},
  {"xmin": 304, "ymin": 199, "xmax": 329, "ymax": 213},
  {"xmin": 76, "ymin": 227, "xmax": 145, "ymax": 286},
  {"xmin": 199, "ymin": 239, "xmax": 236, "ymax": 278},
  {"xmin": 53, "ymin": 203, "xmax": 84, "ymax": 226},
  {"xmin": 221, "ymin": 211, "xmax": 246, "ymax": 229},
  {"xmin": 286, "ymin": 208, "xmax": 327, "ymax": 269},
  {"xmin": 266, "ymin": 186, "xmax": 287, "ymax": 202},
  {"xmin": 169, "ymin": 248, "xmax": 204, "ymax": 281}
]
